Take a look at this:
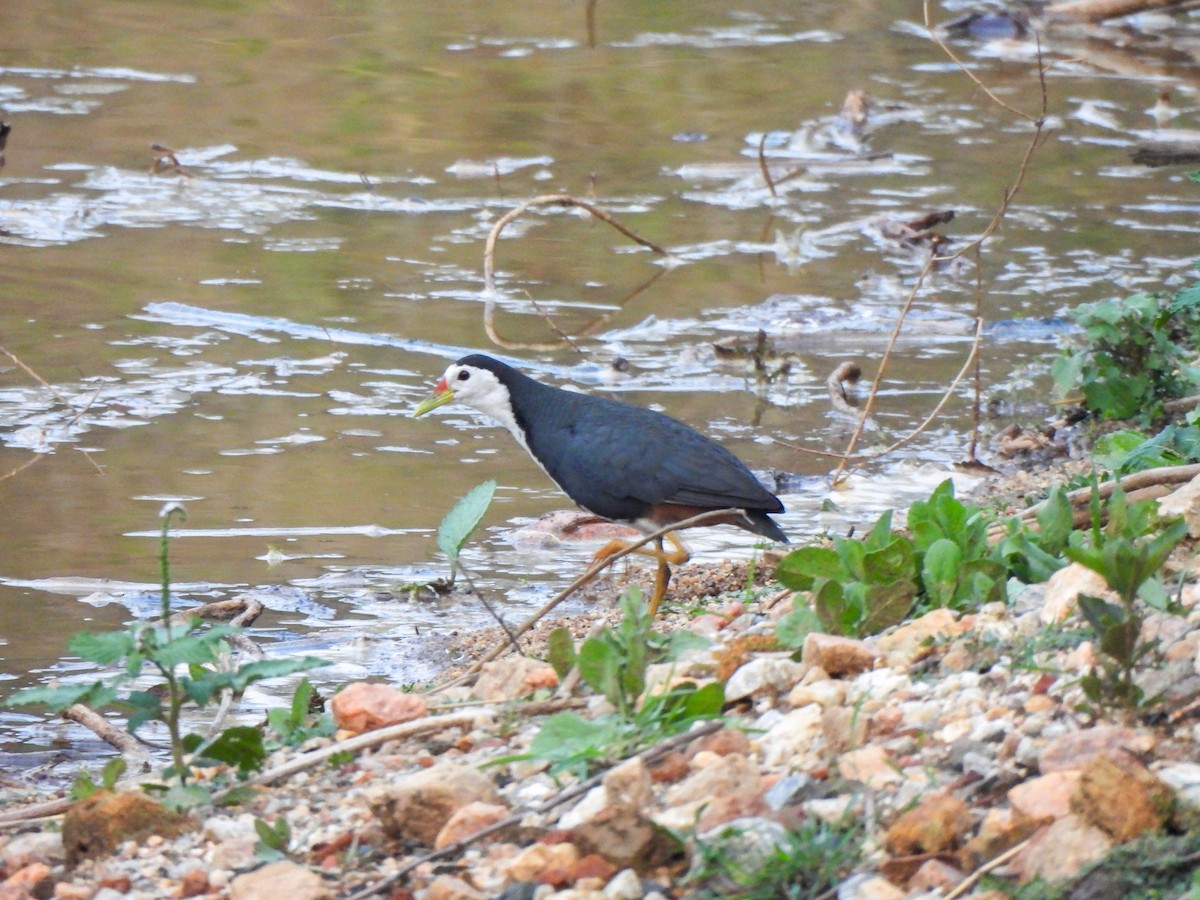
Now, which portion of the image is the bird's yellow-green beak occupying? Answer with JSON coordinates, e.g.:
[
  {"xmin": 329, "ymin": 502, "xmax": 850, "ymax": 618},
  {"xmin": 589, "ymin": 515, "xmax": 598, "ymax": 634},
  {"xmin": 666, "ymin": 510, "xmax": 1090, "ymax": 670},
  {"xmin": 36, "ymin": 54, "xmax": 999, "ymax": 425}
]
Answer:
[{"xmin": 412, "ymin": 377, "xmax": 454, "ymax": 417}]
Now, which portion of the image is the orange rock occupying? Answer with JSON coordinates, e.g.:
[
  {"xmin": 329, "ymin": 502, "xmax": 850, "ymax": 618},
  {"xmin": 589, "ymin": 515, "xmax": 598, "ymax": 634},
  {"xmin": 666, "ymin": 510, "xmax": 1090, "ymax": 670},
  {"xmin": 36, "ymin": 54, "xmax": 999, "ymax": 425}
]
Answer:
[
  {"xmin": 838, "ymin": 746, "xmax": 902, "ymax": 789},
  {"xmin": 909, "ymin": 858, "xmax": 965, "ymax": 891},
  {"xmin": 884, "ymin": 793, "xmax": 972, "ymax": 856},
  {"xmin": 4, "ymin": 862, "xmax": 52, "ymax": 896},
  {"xmin": 434, "ymin": 801, "xmax": 510, "ymax": 850},
  {"xmin": 690, "ymin": 728, "xmax": 750, "ymax": 758},
  {"xmin": 421, "ymin": 874, "xmax": 484, "ymax": 900},
  {"xmin": 567, "ymin": 854, "xmax": 618, "ymax": 883},
  {"xmin": 802, "ymin": 633, "xmax": 877, "ymax": 677},
  {"xmin": 1039, "ymin": 726, "xmax": 1153, "ymax": 773},
  {"xmin": 474, "ymin": 657, "xmax": 559, "ymax": 701},
  {"xmin": 1071, "ymin": 752, "xmax": 1172, "ymax": 841},
  {"xmin": 1008, "ymin": 771, "xmax": 1081, "ymax": 827},
  {"xmin": 504, "ymin": 843, "xmax": 580, "ymax": 882},
  {"xmin": 1012, "ymin": 815, "xmax": 1110, "ymax": 885},
  {"xmin": 329, "ymin": 682, "xmax": 428, "ymax": 734},
  {"xmin": 63, "ymin": 792, "xmax": 192, "ymax": 866},
  {"xmin": 962, "ymin": 807, "xmax": 1036, "ymax": 867},
  {"xmin": 174, "ymin": 867, "xmax": 210, "ymax": 898}
]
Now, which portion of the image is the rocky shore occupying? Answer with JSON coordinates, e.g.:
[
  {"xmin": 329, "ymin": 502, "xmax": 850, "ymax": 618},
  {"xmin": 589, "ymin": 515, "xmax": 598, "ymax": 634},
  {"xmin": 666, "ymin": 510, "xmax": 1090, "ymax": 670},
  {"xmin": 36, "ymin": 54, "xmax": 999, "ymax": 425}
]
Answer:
[{"xmin": 3, "ymin": 474, "xmax": 1200, "ymax": 900}]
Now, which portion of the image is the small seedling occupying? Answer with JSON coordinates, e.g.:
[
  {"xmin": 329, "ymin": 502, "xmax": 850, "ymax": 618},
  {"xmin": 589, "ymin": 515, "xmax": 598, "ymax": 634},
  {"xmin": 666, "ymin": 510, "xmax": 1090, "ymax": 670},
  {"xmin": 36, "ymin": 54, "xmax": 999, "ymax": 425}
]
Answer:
[
  {"xmin": 70, "ymin": 757, "xmax": 126, "ymax": 801},
  {"xmin": 5, "ymin": 504, "xmax": 325, "ymax": 794},
  {"xmin": 1064, "ymin": 485, "xmax": 1187, "ymax": 715},
  {"xmin": 254, "ymin": 816, "xmax": 292, "ymax": 861},
  {"xmin": 434, "ymin": 480, "xmax": 495, "ymax": 590},
  {"xmin": 502, "ymin": 587, "xmax": 720, "ymax": 778}
]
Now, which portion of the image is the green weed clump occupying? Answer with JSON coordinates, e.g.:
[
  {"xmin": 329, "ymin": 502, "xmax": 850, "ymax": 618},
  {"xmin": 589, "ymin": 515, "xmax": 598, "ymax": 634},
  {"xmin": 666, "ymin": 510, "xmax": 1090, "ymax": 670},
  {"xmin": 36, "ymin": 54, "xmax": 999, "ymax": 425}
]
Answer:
[
  {"xmin": 772, "ymin": 477, "xmax": 1188, "ymax": 720},
  {"xmin": 773, "ymin": 480, "xmax": 1003, "ymax": 642},
  {"xmin": 686, "ymin": 814, "xmax": 864, "ymax": 900},
  {"xmin": 501, "ymin": 587, "xmax": 721, "ymax": 778},
  {"xmin": 1051, "ymin": 278, "xmax": 1200, "ymax": 423},
  {"xmin": 5, "ymin": 505, "xmax": 324, "ymax": 807}
]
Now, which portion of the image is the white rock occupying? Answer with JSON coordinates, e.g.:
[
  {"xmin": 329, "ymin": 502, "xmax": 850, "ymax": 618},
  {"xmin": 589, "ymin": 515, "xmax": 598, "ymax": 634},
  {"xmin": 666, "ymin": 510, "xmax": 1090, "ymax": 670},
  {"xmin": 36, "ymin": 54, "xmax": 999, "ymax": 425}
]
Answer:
[
  {"xmin": 557, "ymin": 784, "xmax": 607, "ymax": 830},
  {"xmin": 1156, "ymin": 762, "xmax": 1200, "ymax": 813},
  {"xmin": 604, "ymin": 868, "xmax": 644, "ymax": 900},
  {"xmin": 756, "ymin": 704, "xmax": 824, "ymax": 768},
  {"xmin": 849, "ymin": 669, "xmax": 911, "ymax": 701},
  {"xmin": 725, "ymin": 655, "xmax": 807, "ymax": 701}
]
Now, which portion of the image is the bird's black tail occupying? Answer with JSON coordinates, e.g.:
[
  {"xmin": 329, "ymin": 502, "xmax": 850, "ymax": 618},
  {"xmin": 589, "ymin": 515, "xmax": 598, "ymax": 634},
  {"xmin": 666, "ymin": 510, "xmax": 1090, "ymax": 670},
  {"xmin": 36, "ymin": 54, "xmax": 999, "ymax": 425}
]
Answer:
[{"xmin": 743, "ymin": 510, "xmax": 788, "ymax": 544}]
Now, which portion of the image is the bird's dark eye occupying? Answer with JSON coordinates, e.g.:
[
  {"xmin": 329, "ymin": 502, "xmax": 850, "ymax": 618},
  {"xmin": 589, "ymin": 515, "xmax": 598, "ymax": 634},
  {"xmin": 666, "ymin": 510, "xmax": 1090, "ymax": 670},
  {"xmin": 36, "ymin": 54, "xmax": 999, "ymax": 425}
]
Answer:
[{"xmin": 457, "ymin": 370, "xmax": 470, "ymax": 382}]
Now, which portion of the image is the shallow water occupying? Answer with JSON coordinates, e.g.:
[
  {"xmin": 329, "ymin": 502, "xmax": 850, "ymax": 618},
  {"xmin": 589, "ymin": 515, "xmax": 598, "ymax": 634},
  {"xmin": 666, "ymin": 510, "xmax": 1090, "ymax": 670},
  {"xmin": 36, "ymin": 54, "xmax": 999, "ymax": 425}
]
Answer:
[{"xmin": 3, "ymin": 0, "xmax": 1200, "ymax": 769}]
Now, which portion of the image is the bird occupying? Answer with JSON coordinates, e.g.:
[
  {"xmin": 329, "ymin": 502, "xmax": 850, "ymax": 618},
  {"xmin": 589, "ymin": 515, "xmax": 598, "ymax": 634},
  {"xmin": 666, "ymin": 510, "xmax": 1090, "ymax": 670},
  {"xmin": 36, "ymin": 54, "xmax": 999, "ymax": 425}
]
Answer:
[{"xmin": 412, "ymin": 354, "xmax": 787, "ymax": 615}]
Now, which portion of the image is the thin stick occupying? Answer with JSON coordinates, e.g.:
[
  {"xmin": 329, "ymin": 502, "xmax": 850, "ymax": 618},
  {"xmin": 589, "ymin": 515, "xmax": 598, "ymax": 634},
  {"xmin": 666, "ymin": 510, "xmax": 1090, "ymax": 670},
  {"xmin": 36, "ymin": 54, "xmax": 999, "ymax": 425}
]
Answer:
[
  {"xmin": 425, "ymin": 509, "xmax": 753, "ymax": 695},
  {"xmin": 943, "ymin": 838, "xmax": 1031, "ymax": 900},
  {"xmin": 481, "ymin": 194, "xmax": 671, "ymax": 351},
  {"xmin": 0, "ymin": 452, "xmax": 45, "ymax": 483},
  {"xmin": 61, "ymin": 704, "xmax": 152, "ymax": 769},
  {"xmin": 757, "ymin": 132, "xmax": 778, "ymax": 199}
]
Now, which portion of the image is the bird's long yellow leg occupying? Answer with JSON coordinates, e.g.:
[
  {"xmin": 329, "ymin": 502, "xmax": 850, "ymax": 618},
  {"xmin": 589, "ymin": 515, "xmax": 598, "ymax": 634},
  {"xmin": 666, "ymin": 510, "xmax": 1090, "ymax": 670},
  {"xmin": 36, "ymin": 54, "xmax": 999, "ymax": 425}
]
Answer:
[{"xmin": 591, "ymin": 532, "xmax": 690, "ymax": 617}]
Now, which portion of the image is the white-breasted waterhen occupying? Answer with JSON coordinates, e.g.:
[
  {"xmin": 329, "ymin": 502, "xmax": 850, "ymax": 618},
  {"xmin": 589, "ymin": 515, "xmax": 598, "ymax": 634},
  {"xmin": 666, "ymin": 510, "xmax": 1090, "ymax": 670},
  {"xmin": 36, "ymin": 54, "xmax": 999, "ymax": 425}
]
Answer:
[{"xmin": 412, "ymin": 354, "xmax": 788, "ymax": 614}]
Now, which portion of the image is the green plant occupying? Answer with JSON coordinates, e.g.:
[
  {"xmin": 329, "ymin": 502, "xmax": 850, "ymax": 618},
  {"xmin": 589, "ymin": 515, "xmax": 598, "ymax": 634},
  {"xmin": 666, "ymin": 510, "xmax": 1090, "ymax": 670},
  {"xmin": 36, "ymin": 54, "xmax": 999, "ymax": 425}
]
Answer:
[
  {"xmin": 254, "ymin": 816, "xmax": 292, "ymax": 861},
  {"xmin": 265, "ymin": 678, "xmax": 333, "ymax": 748},
  {"xmin": 774, "ymin": 511, "xmax": 918, "ymax": 639},
  {"xmin": 70, "ymin": 758, "xmax": 126, "ymax": 801},
  {"xmin": 774, "ymin": 481, "xmax": 1005, "ymax": 640},
  {"xmin": 1064, "ymin": 485, "xmax": 1187, "ymax": 715},
  {"xmin": 995, "ymin": 485, "xmax": 1074, "ymax": 584},
  {"xmin": 500, "ymin": 587, "xmax": 720, "ymax": 778},
  {"xmin": 907, "ymin": 480, "xmax": 1006, "ymax": 611},
  {"xmin": 686, "ymin": 814, "xmax": 864, "ymax": 900},
  {"xmin": 435, "ymin": 480, "xmax": 495, "ymax": 589},
  {"xmin": 5, "ymin": 505, "xmax": 325, "ymax": 795},
  {"xmin": 1092, "ymin": 425, "xmax": 1200, "ymax": 475},
  {"xmin": 1051, "ymin": 281, "xmax": 1200, "ymax": 422}
]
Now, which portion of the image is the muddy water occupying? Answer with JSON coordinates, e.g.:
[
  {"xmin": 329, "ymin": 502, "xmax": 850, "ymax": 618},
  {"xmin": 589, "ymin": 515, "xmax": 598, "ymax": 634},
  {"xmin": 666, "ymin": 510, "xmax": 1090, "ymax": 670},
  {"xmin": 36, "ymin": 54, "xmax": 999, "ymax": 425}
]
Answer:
[{"xmin": 2, "ymin": 1, "xmax": 1199, "ymax": 765}]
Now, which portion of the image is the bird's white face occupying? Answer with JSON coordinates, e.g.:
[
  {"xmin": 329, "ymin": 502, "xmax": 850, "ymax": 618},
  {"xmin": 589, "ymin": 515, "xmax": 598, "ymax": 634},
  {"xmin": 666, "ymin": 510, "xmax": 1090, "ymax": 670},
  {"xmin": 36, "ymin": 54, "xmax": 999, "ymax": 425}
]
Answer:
[{"xmin": 412, "ymin": 362, "xmax": 525, "ymax": 446}]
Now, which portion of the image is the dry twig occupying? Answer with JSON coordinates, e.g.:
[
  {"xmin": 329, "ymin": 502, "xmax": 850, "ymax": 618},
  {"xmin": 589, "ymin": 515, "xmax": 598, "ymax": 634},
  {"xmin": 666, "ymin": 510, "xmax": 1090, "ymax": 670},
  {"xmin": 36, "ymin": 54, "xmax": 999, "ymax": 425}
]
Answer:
[{"xmin": 481, "ymin": 194, "xmax": 670, "ymax": 350}]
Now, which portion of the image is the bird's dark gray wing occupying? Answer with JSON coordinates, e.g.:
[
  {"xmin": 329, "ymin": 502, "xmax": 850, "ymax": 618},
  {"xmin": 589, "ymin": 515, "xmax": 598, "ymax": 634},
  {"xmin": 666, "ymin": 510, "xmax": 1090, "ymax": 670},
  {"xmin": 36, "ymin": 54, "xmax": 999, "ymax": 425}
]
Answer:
[{"xmin": 526, "ymin": 392, "xmax": 780, "ymax": 520}]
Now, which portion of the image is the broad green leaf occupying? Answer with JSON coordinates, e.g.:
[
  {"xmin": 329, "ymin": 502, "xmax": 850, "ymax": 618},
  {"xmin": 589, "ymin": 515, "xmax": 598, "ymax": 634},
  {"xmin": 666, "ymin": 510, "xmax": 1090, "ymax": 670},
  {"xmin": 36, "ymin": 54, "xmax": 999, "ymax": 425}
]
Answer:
[
  {"xmin": 437, "ymin": 480, "xmax": 496, "ymax": 565},
  {"xmin": 858, "ymin": 581, "xmax": 917, "ymax": 635},
  {"xmin": 775, "ymin": 547, "xmax": 842, "ymax": 590},
  {"xmin": 151, "ymin": 633, "xmax": 226, "ymax": 669},
  {"xmin": 862, "ymin": 534, "xmax": 915, "ymax": 582},
  {"xmin": 1076, "ymin": 594, "xmax": 1124, "ymax": 636},
  {"xmin": 5, "ymin": 682, "xmax": 104, "ymax": 712},
  {"xmin": 1036, "ymin": 488, "xmax": 1074, "ymax": 553},
  {"xmin": 69, "ymin": 630, "xmax": 138, "ymax": 665},
  {"xmin": 680, "ymin": 681, "xmax": 725, "ymax": 718},
  {"xmin": 662, "ymin": 630, "xmax": 710, "ymax": 661},
  {"xmin": 160, "ymin": 783, "xmax": 211, "ymax": 812},
  {"xmin": 921, "ymin": 539, "xmax": 962, "ymax": 607},
  {"xmin": 863, "ymin": 510, "xmax": 896, "ymax": 552},
  {"xmin": 546, "ymin": 627, "xmax": 576, "ymax": 680},
  {"xmin": 577, "ymin": 638, "xmax": 622, "ymax": 707},
  {"xmin": 227, "ymin": 656, "xmax": 328, "ymax": 693},
  {"xmin": 776, "ymin": 602, "xmax": 821, "ymax": 649},
  {"xmin": 835, "ymin": 538, "xmax": 866, "ymax": 583},
  {"xmin": 122, "ymin": 690, "xmax": 164, "ymax": 731},
  {"xmin": 195, "ymin": 726, "xmax": 267, "ymax": 774},
  {"xmin": 812, "ymin": 579, "xmax": 848, "ymax": 635},
  {"xmin": 527, "ymin": 712, "xmax": 618, "ymax": 765}
]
